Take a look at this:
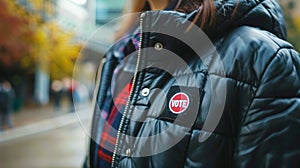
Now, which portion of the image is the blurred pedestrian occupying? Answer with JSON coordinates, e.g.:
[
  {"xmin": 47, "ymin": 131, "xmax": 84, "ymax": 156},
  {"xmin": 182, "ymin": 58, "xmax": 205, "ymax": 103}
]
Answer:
[
  {"xmin": 0, "ymin": 80, "xmax": 15, "ymax": 131},
  {"xmin": 51, "ymin": 80, "xmax": 64, "ymax": 112},
  {"xmin": 63, "ymin": 77, "xmax": 77, "ymax": 112}
]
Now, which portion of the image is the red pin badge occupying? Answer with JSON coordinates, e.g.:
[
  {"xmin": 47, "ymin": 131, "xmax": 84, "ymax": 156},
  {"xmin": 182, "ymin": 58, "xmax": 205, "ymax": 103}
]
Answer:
[{"xmin": 169, "ymin": 92, "xmax": 190, "ymax": 114}]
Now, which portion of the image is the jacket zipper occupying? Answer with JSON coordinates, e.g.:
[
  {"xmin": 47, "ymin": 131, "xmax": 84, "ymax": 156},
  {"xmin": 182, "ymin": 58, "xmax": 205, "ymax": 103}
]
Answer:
[{"xmin": 111, "ymin": 12, "xmax": 145, "ymax": 167}]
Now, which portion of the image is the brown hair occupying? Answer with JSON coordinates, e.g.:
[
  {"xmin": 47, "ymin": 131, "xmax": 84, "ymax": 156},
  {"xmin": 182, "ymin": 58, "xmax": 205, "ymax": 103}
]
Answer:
[
  {"xmin": 175, "ymin": 0, "xmax": 216, "ymax": 28},
  {"xmin": 115, "ymin": 0, "xmax": 217, "ymax": 40}
]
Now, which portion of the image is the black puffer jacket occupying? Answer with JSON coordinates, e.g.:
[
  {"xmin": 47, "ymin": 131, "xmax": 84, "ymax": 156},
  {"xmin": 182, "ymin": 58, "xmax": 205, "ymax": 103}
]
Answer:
[{"xmin": 88, "ymin": 0, "xmax": 300, "ymax": 167}]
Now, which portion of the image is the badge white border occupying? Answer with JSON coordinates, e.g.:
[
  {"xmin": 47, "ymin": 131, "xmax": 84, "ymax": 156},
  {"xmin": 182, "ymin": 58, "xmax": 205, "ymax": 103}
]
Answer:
[{"xmin": 169, "ymin": 92, "xmax": 190, "ymax": 114}]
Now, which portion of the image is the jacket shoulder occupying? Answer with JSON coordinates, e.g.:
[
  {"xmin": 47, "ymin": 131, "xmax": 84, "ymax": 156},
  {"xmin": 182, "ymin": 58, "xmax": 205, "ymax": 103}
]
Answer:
[
  {"xmin": 225, "ymin": 26, "xmax": 292, "ymax": 49},
  {"xmin": 212, "ymin": 26, "xmax": 295, "ymax": 87}
]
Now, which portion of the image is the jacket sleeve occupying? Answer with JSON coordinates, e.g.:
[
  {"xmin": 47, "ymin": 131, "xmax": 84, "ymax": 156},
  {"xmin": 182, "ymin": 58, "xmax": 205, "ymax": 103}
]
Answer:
[{"xmin": 234, "ymin": 48, "xmax": 300, "ymax": 167}]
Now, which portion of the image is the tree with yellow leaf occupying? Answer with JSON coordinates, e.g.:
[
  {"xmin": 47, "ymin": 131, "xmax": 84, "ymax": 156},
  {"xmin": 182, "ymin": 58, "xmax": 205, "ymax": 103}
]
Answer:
[
  {"xmin": 32, "ymin": 21, "xmax": 81, "ymax": 80},
  {"xmin": 0, "ymin": 0, "xmax": 81, "ymax": 79}
]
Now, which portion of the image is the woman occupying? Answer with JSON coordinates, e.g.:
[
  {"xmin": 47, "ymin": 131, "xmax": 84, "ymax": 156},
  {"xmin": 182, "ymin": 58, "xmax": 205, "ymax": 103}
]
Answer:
[{"xmin": 86, "ymin": 0, "xmax": 300, "ymax": 167}]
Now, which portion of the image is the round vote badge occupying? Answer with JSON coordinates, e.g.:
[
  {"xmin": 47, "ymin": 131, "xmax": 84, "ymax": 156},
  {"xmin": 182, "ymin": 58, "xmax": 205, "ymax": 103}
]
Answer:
[{"xmin": 169, "ymin": 92, "xmax": 190, "ymax": 114}]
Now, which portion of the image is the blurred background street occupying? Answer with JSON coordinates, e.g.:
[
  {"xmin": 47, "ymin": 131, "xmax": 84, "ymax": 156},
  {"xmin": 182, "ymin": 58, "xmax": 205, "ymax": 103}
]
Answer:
[
  {"xmin": 0, "ymin": 103, "xmax": 93, "ymax": 167},
  {"xmin": 0, "ymin": 0, "xmax": 299, "ymax": 167},
  {"xmin": 0, "ymin": 120, "xmax": 88, "ymax": 168}
]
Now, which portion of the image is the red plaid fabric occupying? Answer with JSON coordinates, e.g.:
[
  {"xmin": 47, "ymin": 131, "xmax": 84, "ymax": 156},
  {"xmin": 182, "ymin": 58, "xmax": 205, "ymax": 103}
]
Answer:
[{"xmin": 98, "ymin": 83, "xmax": 132, "ymax": 167}]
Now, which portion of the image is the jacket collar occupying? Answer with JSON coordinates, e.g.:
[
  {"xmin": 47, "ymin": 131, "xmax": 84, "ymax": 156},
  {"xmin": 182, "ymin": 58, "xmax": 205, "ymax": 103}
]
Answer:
[{"xmin": 144, "ymin": 0, "xmax": 286, "ymax": 40}]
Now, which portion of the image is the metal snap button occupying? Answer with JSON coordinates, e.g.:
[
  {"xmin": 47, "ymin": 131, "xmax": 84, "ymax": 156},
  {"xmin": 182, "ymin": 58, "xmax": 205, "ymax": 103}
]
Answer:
[
  {"xmin": 154, "ymin": 42, "xmax": 163, "ymax": 51},
  {"xmin": 141, "ymin": 88, "xmax": 150, "ymax": 97},
  {"xmin": 125, "ymin": 148, "xmax": 131, "ymax": 156}
]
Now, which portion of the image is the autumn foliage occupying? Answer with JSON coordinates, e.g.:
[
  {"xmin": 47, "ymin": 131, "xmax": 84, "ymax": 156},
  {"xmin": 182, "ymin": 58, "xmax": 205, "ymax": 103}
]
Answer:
[
  {"xmin": 0, "ymin": 0, "xmax": 81, "ymax": 79},
  {"xmin": 279, "ymin": 1, "xmax": 300, "ymax": 51},
  {"xmin": 0, "ymin": 0, "xmax": 34, "ymax": 71}
]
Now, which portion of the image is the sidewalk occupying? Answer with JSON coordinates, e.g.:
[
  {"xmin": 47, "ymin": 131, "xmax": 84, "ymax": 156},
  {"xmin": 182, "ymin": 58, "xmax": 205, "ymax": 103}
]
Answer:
[
  {"xmin": 9, "ymin": 101, "xmax": 70, "ymax": 129},
  {"xmin": 0, "ymin": 100, "xmax": 93, "ymax": 143}
]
